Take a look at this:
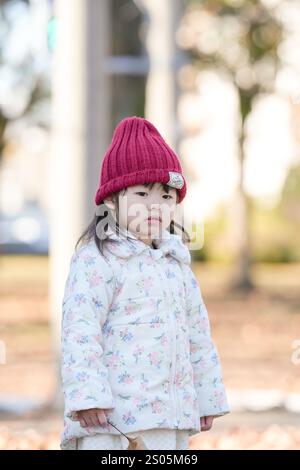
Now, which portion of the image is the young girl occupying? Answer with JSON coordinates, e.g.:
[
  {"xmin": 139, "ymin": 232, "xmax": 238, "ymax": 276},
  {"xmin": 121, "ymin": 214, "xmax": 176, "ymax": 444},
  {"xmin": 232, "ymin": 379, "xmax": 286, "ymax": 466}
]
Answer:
[{"xmin": 60, "ymin": 116, "xmax": 230, "ymax": 450}]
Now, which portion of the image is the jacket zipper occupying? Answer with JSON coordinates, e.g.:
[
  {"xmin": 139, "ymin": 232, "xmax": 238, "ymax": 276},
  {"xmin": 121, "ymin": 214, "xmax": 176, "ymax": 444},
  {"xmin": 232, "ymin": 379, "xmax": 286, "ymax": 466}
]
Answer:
[{"xmin": 155, "ymin": 257, "xmax": 179, "ymax": 428}]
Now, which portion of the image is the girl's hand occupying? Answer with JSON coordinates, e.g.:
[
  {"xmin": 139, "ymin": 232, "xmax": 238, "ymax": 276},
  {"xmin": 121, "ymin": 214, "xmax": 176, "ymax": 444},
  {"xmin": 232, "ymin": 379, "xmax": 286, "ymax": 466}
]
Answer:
[
  {"xmin": 200, "ymin": 415, "xmax": 214, "ymax": 431},
  {"xmin": 77, "ymin": 408, "xmax": 109, "ymax": 429}
]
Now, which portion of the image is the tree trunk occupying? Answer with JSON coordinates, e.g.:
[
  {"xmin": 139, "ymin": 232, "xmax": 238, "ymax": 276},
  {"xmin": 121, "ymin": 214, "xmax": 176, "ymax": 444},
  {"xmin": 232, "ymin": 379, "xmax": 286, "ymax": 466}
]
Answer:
[
  {"xmin": 229, "ymin": 121, "xmax": 254, "ymax": 292},
  {"xmin": 48, "ymin": 0, "xmax": 112, "ymax": 411}
]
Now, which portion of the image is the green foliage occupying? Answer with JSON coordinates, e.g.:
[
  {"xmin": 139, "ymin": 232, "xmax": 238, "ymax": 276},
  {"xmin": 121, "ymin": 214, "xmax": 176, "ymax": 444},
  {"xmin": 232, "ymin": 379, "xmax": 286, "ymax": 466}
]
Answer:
[
  {"xmin": 247, "ymin": 164, "xmax": 300, "ymax": 263},
  {"xmin": 190, "ymin": 173, "xmax": 300, "ymax": 263},
  {"xmin": 191, "ymin": 204, "xmax": 229, "ymax": 262},
  {"xmin": 281, "ymin": 164, "xmax": 300, "ymax": 203}
]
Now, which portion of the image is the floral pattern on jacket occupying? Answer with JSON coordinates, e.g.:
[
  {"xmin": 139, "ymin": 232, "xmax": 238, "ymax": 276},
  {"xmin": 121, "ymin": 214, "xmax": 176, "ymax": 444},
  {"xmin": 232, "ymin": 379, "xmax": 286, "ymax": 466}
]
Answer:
[{"xmin": 60, "ymin": 227, "xmax": 230, "ymax": 449}]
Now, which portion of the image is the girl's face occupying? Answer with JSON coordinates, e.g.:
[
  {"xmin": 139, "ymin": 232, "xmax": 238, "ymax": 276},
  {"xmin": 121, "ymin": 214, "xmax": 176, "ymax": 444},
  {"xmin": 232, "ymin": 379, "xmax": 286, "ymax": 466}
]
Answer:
[{"xmin": 105, "ymin": 183, "xmax": 178, "ymax": 245}]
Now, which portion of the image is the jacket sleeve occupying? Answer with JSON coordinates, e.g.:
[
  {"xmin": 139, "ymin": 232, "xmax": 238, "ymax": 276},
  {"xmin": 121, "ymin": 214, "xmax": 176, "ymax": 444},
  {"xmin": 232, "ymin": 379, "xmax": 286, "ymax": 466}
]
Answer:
[
  {"xmin": 61, "ymin": 245, "xmax": 116, "ymax": 421},
  {"xmin": 182, "ymin": 263, "xmax": 230, "ymax": 419}
]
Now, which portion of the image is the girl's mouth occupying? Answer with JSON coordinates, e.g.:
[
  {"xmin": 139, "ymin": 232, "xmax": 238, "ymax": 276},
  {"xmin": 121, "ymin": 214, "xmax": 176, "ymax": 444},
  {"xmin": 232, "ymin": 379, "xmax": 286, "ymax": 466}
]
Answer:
[{"xmin": 147, "ymin": 217, "xmax": 162, "ymax": 223}]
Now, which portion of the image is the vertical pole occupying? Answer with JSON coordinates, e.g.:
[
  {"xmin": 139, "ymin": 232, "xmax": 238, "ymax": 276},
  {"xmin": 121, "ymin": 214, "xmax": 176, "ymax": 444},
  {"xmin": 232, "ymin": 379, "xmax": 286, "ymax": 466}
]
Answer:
[{"xmin": 49, "ymin": 0, "xmax": 111, "ymax": 408}]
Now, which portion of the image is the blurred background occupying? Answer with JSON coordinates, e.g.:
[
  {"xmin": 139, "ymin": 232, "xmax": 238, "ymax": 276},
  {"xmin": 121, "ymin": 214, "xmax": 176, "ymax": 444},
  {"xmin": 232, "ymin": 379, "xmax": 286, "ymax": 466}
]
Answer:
[{"xmin": 0, "ymin": 0, "xmax": 300, "ymax": 450}]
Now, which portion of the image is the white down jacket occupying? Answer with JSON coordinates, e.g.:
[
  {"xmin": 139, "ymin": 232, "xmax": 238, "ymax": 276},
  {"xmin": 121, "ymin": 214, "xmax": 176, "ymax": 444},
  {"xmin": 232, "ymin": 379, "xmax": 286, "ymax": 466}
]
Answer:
[{"xmin": 60, "ymin": 226, "xmax": 230, "ymax": 450}]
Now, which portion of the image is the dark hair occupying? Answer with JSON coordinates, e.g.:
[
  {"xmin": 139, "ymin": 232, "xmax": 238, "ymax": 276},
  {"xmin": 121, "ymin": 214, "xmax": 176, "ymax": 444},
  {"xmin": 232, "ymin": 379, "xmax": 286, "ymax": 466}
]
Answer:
[{"xmin": 75, "ymin": 182, "xmax": 191, "ymax": 255}]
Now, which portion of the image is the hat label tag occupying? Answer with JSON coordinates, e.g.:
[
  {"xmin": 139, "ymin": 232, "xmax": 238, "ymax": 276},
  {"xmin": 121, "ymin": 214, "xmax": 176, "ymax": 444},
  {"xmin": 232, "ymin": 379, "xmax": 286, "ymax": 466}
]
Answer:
[{"xmin": 167, "ymin": 171, "xmax": 184, "ymax": 189}]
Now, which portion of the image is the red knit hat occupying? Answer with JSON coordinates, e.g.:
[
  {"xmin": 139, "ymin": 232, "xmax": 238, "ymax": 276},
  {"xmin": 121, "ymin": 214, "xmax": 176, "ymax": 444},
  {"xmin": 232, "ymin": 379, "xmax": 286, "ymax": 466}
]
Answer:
[{"xmin": 95, "ymin": 116, "xmax": 187, "ymax": 205}]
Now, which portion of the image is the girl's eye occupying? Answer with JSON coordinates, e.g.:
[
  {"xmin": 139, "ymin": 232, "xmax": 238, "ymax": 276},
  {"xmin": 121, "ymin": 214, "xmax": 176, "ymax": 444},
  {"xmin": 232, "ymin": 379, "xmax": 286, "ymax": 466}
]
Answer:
[{"xmin": 135, "ymin": 192, "xmax": 173, "ymax": 199}]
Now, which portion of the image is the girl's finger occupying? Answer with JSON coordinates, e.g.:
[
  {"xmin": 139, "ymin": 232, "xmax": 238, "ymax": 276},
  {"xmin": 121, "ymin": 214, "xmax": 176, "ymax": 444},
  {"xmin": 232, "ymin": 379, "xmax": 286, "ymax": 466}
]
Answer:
[
  {"xmin": 89, "ymin": 413, "xmax": 100, "ymax": 427},
  {"xmin": 202, "ymin": 425, "xmax": 210, "ymax": 431},
  {"xmin": 97, "ymin": 411, "xmax": 108, "ymax": 427},
  {"xmin": 200, "ymin": 416, "xmax": 205, "ymax": 430},
  {"xmin": 96, "ymin": 411, "xmax": 105, "ymax": 425},
  {"xmin": 200, "ymin": 416, "xmax": 211, "ymax": 431},
  {"xmin": 79, "ymin": 417, "xmax": 87, "ymax": 428},
  {"xmin": 84, "ymin": 415, "xmax": 94, "ymax": 427},
  {"xmin": 207, "ymin": 417, "xmax": 214, "ymax": 427}
]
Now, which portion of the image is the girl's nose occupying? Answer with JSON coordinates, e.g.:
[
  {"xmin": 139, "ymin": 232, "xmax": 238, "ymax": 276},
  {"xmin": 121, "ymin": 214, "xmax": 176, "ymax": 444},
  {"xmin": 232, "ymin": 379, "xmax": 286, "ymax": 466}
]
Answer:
[
  {"xmin": 147, "ymin": 202, "xmax": 161, "ymax": 210},
  {"xmin": 147, "ymin": 203, "xmax": 161, "ymax": 215}
]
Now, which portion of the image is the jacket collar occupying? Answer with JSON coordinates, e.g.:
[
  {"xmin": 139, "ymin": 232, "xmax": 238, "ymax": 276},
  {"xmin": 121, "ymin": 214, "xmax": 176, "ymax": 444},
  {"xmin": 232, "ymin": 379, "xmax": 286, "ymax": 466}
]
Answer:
[{"xmin": 102, "ymin": 225, "xmax": 191, "ymax": 265}]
